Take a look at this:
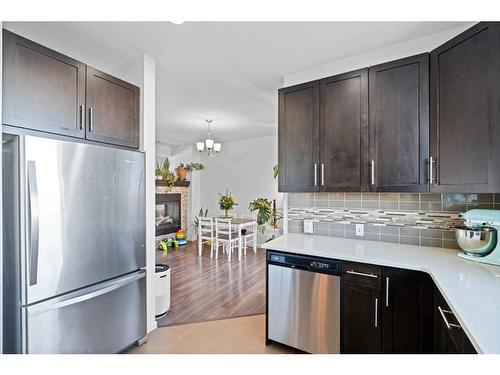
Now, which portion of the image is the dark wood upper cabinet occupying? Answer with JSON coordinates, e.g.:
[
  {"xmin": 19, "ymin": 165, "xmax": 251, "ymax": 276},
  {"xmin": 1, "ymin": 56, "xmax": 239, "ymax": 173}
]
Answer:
[
  {"xmin": 2, "ymin": 30, "xmax": 86, "ymax": 138},
  {"xmin": 369, "ymin": 54, "xmax": 429, "ymax": 192},
  {"xmin": 86, "ymin": 67, "xmax": 140, "ymax": 149},
  {"xmin": 278, "ymin": 81, "xmax": 320, "ymax": 192},
  {"xmin": 320, "ymin": 69, "xmax": 368, "ymax": 192},
  {"xmin": 430, "ymin": 22, "xmax": 500, "ymax": 192},
  {"xmin": 381, "ymin": 267, "xmax": 433, "ymax": 353}
]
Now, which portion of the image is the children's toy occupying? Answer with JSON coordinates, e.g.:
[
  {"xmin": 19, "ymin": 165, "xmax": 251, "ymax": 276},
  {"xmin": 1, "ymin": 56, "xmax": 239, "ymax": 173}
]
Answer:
[{"xmin": 175, "ymin": 229, "xmax": 187, "ymax": 245}]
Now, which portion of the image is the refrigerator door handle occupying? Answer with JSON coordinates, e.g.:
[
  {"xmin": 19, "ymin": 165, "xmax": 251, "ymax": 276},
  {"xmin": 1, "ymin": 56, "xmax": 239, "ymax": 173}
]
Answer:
[
  {"xmin": 28, "ymin": 271, "xmax": 146, "ymax": 316},
  {"xmin": 27, "ymin": 160, "xmax": 40, "ymax": 286}
]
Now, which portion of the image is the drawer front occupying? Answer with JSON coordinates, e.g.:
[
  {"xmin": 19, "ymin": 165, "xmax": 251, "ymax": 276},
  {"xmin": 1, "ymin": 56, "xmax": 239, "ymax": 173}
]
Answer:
[
  {"xmin": 343, "ymin": 261, "xmax": 382, "ymax": 288},
  {"xmin": 25, "ymin": 273, "xmax": 146, "ymax": 353}
]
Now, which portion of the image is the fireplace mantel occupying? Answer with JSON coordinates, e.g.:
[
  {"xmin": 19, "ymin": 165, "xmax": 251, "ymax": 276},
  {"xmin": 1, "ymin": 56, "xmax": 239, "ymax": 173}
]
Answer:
[{"xmin": 155, "ymin": 180, "xmax": 191, "ymax": 187}]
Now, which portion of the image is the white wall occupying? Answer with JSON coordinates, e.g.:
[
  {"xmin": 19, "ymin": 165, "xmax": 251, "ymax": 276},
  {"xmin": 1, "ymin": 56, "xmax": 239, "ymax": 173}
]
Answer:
[
  {"xmin": 284, "ymin": 23, "xmax": 475, "ymax": 87},
  {"xmin": 164, "ymin": 136, "xmax": 281, "ymax": 244},
  {"xmin": 0, "ymin": 23, "xmax": 4, "ymax": 353},
  {"xmin": 143, "ymin": 55, "xmax": 157, "ymax": 333}
]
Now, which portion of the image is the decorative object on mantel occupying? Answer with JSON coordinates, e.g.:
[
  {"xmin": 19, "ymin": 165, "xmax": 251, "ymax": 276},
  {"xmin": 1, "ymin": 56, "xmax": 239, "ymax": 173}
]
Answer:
[
  {"xmin": 196, "ymin": 119, "xmax": 221, "ymax": 156},
  {"xmin": 218, "ymin": 190, "xmax": 237, "ymax": 218},
  {"xmin": 249, "ymin": 198, "xmax": 283, "ymax": 240},
  {"xmin": 155, "ymin": 158, "xmax": 177, "ymax": 190},
  {"xmin": 175, "ymin": 162, "xmax": 205, "ymax": 181}
]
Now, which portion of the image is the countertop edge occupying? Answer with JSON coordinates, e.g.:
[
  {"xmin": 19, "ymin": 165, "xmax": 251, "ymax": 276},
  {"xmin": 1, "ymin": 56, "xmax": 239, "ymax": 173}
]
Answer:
[{"xmin": 262, "ymin": 234, "xmax": 491, "ymax": 354}]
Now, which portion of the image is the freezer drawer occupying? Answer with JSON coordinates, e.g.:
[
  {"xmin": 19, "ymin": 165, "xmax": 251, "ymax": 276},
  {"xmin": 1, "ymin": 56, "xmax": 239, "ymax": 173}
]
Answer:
[
  {"xmin": 268, "ymin": 264, "xmax": 341, "ymax": 353},
  {"xmin": 24, "ymin": 272, "xmax": 146, "ymax": 354}
]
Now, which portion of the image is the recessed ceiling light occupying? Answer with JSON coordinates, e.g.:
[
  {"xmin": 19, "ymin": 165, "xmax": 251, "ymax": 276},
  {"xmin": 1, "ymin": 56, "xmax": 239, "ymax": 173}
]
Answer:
[{"xmin": 170, "ymin": 20, "xmax": 185, "ymax": 25}]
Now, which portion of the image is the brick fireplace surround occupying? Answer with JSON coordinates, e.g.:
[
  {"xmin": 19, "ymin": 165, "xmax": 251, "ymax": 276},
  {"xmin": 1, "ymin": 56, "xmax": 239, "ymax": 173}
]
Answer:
[{"xmin": 155, "ymin": 183, "xmax": 189, "ymax": 242}]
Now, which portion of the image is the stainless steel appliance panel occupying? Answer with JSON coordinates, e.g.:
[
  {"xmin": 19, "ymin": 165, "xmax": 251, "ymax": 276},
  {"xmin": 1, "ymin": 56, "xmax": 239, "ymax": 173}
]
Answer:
[
  {"xmin": 25, "ymin": 271, "xmax": 146, "ymax": 353},
  {"xmin": 22, "ymin": 135, "xmax": 145, "ymax": 304},
  {"xmin": 268, "ymin": 264, "xmax": 341, "ymax": 353}
]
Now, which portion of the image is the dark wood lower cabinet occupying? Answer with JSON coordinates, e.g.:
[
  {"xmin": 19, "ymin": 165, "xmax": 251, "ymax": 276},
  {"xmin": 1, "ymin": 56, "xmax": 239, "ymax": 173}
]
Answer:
[
  {"xmin": 433, "ymin": 286, "xmax": 476, "ymax": 354},
  {"xmin": 342, "ymin": 264, "xmax": 463, "ymax": 354},
  {"xmin": 381, "ymin": 268, "xmax": 433, "ymax": 353},
  {"xmin": 343, "ymin": 281, "xmax": 382, "ymax": 353}
]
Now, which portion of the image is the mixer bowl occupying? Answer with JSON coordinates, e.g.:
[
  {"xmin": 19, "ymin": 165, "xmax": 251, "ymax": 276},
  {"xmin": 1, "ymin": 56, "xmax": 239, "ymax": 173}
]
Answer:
[{"xmin": 455, "ymin": 226, "xmax": 497, "ymax": 256}]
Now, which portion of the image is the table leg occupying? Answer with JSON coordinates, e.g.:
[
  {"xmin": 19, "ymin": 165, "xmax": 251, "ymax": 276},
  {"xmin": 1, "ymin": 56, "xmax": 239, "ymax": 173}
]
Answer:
[
  {"xmin": 253, "ymin": 223, "xmax": 257, "ymax": 253},
  {"xmin": 238, "ymin": 225, "xmax": 242, "ymax": 261}
]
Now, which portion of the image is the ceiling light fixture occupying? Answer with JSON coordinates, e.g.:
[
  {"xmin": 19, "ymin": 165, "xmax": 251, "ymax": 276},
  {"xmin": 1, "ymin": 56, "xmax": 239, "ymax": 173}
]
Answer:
[{"xmin": 196, "ymin": 119, "xmax": 221, "ymax": 156}]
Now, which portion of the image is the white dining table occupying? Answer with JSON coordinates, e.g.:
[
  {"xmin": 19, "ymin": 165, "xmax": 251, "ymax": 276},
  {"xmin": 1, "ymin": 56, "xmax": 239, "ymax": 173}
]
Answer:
[{"xmin": 219, "ymin": 217, "xmax": 257, "ymax": 261}]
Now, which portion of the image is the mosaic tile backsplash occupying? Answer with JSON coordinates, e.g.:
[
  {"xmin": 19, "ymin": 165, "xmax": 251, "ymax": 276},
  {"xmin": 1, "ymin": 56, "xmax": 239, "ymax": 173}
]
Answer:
[{"xmin": 287, "ymin": 193, "xmax": 500, "ymax": 249}]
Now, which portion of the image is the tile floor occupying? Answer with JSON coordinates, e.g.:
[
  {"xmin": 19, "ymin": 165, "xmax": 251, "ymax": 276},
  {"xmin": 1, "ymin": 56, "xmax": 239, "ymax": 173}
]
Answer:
[{"xmin": 129, "ymin": 314, "xmax": 292, "ymax": 354}]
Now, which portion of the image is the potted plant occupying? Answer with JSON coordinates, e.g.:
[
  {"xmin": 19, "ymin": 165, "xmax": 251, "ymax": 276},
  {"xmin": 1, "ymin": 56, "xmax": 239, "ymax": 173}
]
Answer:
[
  {"xmin": 249, "ymin": 198, "xmax": 283, "ymax": 240},
  {"xmin": 176, "ymin": 162, "xmax": 205, "ymax": 181},
  {"xmin": 155, "ymin": 158, "xmax": 177, "ymax": 190},
  {"xmin": 218, "ymin": 190, "xmax": 237, "ymax": 218}
]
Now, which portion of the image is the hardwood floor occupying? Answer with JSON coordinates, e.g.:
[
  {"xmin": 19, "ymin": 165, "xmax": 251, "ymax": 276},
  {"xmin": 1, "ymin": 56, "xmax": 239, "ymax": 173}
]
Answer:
[
  {"xmin": 155, "ymin": 241, "xmax": 266, "ymax": 327},
  {"xmin": 129, "ymin": 314, "xmax": 291, "ymax": 354}
]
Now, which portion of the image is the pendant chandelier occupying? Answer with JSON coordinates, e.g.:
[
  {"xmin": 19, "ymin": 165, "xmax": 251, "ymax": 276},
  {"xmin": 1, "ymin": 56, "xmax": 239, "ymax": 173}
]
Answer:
[{"xmin": 196, "ymin": 119, "xmax": 221, "ymax": 156}]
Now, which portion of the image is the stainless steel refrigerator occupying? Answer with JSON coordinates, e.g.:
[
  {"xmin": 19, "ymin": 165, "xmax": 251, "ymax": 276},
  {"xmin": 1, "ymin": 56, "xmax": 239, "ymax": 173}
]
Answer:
[{"xmin": 2, "ymin": 132, "xmax": 146, "ymax": 353}]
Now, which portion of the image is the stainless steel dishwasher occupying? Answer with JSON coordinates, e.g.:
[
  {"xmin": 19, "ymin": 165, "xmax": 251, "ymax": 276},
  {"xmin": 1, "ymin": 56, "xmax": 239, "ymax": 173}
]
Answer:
[{"xmin": 267, "ymin": 251, "xmax": 342, "ymax": 354}]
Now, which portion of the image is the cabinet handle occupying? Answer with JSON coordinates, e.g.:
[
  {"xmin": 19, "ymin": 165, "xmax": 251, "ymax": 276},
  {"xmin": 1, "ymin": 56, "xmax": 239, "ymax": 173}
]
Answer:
[
  {"xmin": 314, "ymin": 163, "xmax": 318, "ymax": 186},
  {"xmin": 79, "ymin": 105, "xmax": 84, "ymax": 130},
  {"xmin": 385, "ymin": 277, "xmax": 390, "ymax": 307},
  {"xmin": 429, "ymin": 156, "xmax": 436, "ymax": 184},
  {"xmin": 374, "ymin": 298, "xmax": 379, "ymax": 328},
  {"xmin": 370, "ymin": 160, "xmax": 375, "ymax": 185},
  {"xmin": 438, "ymin": 306, "xmax": 461, "ymax": 329},
  {"xmin": 88, "ymin": 107, "xmax": 93, "ymax": 132},
  {"xmin": 346, "ymin": 270, "xmax": 378, "ymax": 278},
  {"xmin": 321, "ymin": 163, "xmax": 325, "ymax": 186}
]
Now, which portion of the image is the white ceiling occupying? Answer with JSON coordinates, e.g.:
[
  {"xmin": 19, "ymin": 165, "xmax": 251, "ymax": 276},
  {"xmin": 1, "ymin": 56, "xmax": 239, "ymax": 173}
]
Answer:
[{"xmin": 4, "ymin": 22, "xmax": 470, "ymax": 147}]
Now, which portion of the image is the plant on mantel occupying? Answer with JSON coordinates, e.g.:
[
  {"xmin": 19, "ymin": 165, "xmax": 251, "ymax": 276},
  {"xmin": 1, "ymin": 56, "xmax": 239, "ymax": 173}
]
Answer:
[
  {"xmin": 155, "ymin": 158, "xmax": 177, "ymax": 191},
  {"xmin": 175, "ymin": 162, "xmax": 205, "ymax": 181}
]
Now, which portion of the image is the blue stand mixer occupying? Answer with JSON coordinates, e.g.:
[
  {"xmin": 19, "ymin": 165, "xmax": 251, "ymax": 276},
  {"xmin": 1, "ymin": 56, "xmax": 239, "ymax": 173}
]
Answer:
[{"xmin": 456, "ymin": 209, "xmax": 500, "ymax": 266}]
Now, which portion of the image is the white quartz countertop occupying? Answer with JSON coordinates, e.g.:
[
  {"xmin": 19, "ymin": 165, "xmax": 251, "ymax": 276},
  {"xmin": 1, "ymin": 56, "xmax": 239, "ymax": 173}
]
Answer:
[{"xmin": 262, "ymin": 233, "xmax": 500, "ymax": 354}]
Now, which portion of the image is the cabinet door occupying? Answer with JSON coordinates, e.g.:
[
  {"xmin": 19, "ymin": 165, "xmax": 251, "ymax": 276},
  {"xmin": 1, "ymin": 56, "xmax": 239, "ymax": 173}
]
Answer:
[
  {"xmin": 278, "ymin": 81, "xmax": 320, "ymax": 192},
  {"xmin": 2, "ymin": 30, "xmax": 85, "ymax": 138},
  {"xmin": 433, "ymin": 286, "xmax": 476, "ymax": 354},
  {"xmin": 381, "ymin": 268, "xmax": 433, "ymax": 353},
  {"xmin": 430, "ymin": 22, "xmax": 500, "ymax": 192},
  {"xmin": 369, "ymin": 54, "xmax": 429, "ymax": 192},
  {"xmin": 342, "ymin": 281, "xmax": 381, "ymax": 353},
  {"xmin": 320, "ymin": 69, "xmax": 368, "ymax": 192},
  {"xmin": 86, "ymin": 67, "xmax": 140, "ymax": 149}
]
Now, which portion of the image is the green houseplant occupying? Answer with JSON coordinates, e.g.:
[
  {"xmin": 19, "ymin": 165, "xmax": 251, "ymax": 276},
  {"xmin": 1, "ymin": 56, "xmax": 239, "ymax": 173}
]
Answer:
[
  {"xmin": 249, "ymin": 198, "xmax": 282, "ymax": 239},
  {"xmin": 218, "ymin": 190, "xmax": 237, "ymax": 218},
  {"xmin": 176, "ymin": 162, "xmax": 205, "ymax": 181},
  {"xmin": 155, "ymin": 158, "xmax": 177, "ymax": 190}
]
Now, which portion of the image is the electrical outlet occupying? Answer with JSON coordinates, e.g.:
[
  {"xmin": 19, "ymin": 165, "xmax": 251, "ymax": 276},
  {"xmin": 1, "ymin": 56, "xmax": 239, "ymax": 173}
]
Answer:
[
  {"xmin": 303, "ymin": 219, "xmax": 314, "ymax": 234},
  {"xmin": 355, "ymin": 224, "xmax": 364, "ymax": 236}
]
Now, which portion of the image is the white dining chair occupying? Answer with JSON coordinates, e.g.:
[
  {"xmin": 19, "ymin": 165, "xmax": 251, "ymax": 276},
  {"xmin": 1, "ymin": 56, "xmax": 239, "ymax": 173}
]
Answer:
[
  {"xmin": 239, "ymin": 213, "xmax": 257, "ymax": 255},
  {"xmin": 215, "ymin": 218, "xmax": 239, "ymax": 261},
  {"xmin": 198, "ymin": 217, "xmax": 215, "ymax": 258}
]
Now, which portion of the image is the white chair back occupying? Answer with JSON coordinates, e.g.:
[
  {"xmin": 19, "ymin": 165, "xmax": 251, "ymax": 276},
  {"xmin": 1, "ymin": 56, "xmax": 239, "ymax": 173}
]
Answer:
[{"xmin": 198, "ymin": 217, "xmax": 214, "ymax": 237}]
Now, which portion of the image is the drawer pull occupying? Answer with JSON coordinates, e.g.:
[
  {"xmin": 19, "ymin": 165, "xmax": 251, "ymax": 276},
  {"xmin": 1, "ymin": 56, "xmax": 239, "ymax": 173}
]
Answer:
[
  {"xmin": 346, "ymin": 270, "xmax": 378, "ymax": 278},
  {"xmin": 438, "ymin": 306, "xmax": 461, "ymax": 329}
]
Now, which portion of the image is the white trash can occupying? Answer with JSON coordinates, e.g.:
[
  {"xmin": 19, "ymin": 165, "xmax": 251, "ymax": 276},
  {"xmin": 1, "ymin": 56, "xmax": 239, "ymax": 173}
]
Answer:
[{"xmin": 155, "ymin": 264, "xmax": 171, "ymax": 319}]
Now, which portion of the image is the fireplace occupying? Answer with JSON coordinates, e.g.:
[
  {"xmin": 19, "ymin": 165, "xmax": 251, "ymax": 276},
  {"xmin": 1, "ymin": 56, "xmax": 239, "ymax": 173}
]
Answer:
[{"xmin": 155, "ymin": 193, "xmax": 181, "ymax": 236}]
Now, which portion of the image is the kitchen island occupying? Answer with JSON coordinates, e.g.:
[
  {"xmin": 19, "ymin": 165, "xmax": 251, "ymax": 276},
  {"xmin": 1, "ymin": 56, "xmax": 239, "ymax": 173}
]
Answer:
[{"xmin": 262, "ymin": 233, "xmax": 500, "ymax": 354}]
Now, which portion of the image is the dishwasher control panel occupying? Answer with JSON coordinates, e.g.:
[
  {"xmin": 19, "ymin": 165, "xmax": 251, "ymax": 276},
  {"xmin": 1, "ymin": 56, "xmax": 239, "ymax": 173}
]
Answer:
[{"xmin": 267, "ymin": 251, "xmax": 342, "ymax": 275}]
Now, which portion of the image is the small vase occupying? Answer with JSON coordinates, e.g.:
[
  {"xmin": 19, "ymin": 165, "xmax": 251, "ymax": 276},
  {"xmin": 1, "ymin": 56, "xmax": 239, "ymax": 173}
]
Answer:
[{"xmin": 224, "ymin": 209, "xmax": 229, "ymax": 218}]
